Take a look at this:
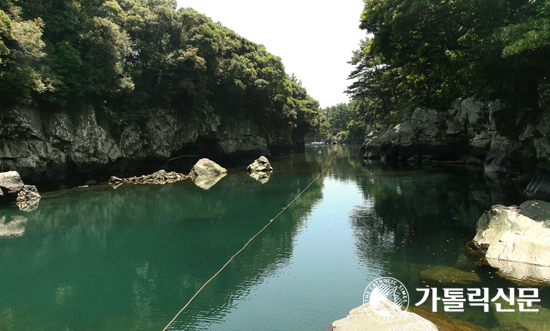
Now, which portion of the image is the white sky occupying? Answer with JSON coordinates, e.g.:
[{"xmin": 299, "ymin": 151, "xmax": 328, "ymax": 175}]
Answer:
[{"xmin": 176, "ymin": 0, "xmax": 366, "ymax": 108}]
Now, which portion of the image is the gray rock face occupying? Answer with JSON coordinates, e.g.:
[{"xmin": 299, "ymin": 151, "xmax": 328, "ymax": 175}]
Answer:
[
  {"xmin": 0, "ymin": 105, "xmax": 292, "ymax": 186},
  {"xmin": 473, "ymin": 200, "xmax": 550, "ymax": 282},
  {"xmin": 362, "ymin": 98, "xmax": 549, "ymax": 178},
  {"xmin": 524, "ymin": 170, "xmax": 550, "ymax": 201}
]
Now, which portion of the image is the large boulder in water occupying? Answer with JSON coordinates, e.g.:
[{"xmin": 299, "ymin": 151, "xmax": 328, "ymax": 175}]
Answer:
[
  {"xmin": 0, "ymin": 171, "xmax": 25, "ymax": 203},
  {"xmin": 0, "ymin": 171, "xmax": 41, "ymax": 210},
  {"xmin": 473, "ymin": 200, "xmax": 550, "ymax": 283},
  {"xmin": 247, "ymin": 156, "xmax": 273, "ymax": 173},
  {"xmin": 15, "ymin": 185, "xmax": 41, "ymax": 211},
  {"xmin": 189, "ymin": 158, "xmax": 227, "ymax": 178}
]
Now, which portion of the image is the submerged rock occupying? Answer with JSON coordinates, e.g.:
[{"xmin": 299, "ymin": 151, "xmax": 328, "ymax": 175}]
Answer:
[
  {"xmin": 408, "ymin": 305, "xmax": 488, "ymax": 331},
  {"xmin": 189, "ymin": 158, "xmax": 227, "ymax": 178},
  {"xmin": 491, "ymin": 297, "xmax": 550, "ymax": 331},
  {"xmin": 473, "ymin": 200, "xmax": 550, "ymax": 283},
  {"xmin": 331, "ymin": 300, "xmax": 438, "ymax": 331},
  {"xmin": 419, "ymin": 266, "xmax": 481, "ymax": 286},
  {"xmin": 247, "ymin": 156, "xmax": 273, "ymax": 173}
]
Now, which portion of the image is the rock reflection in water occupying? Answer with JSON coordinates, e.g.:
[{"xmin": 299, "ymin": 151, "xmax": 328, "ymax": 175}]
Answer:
[
  {"xmin": 0, "ymin": 215, "xmax": 27, "ymax": 237},
  {"xmin": 193, "ymin": 173, "xmax": 227, "ymax": 190},
  {"xmin": 248, "ymin": 171, "xmax": 271, "ymax": 184}
]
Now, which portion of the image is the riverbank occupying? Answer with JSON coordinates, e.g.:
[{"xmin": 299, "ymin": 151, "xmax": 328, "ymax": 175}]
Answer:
[
  {"xmin": 0, "ymin": 106, "xmax": 305, "ymax": 191},
  {"xmin": 361, "ymin": 98, "xmax": 550, "ymax": 202}
]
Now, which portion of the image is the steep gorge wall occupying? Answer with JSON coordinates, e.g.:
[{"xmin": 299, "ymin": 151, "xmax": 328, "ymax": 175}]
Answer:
[
  {"xmin": 0, "ymin": 106, "xmax": 300, "ymax": 188},
  {"xmin": 362, "ymin": 98, "xmax": 550, "ymax": 200}
]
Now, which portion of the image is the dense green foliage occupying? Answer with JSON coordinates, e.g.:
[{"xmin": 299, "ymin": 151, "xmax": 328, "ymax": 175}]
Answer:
[
  {"xmin": 321, "ymin": 101, "xmax": 365, "ymax": 138},
  {"xmin": 348, "ymin": 0, "xmax": 550, "ymax": 124},
  {"xmin": 0, "ymin": 0, "xmax": 320, "ymax": 135}
]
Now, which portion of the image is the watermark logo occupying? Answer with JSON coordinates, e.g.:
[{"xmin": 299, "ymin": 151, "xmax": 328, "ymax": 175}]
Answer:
[
  {"xmin": 416, "ymin": 287, "xmax": 540, "ymax": 313},
  {"xmin": 363, "ymin": 277, "xmax": 410, "ymax": 323},
  {"xmin": 362, "ymin": 277, "xmax": 542, "ymax": 324}
]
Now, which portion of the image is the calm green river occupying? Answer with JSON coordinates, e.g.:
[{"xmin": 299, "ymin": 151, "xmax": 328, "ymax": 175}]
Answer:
[{"xmin": 1, "ymin": 145, "xmax": 549, "ymax": 330}]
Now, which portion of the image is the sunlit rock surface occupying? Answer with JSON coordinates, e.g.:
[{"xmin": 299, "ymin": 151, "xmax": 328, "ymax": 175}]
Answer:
[
  {"xmin": 473, "ymin": 200, "xmax": 550, "ymax": 283},
  {"xmin": 491, "ymin": 297, "xmax": 550, "ymax": 331},
  {"xmin": 247, "ymin": 156, "xmax": 273, "ymax": 173},
  {"xmin": 0, "ymin": 171, "xmax": 41, "ymax": 210},
  {"xmin": 188, "ymin": 159, "xmax": 227, "ymax": 190},
  {"xmin": 0, "ymin": 171, "xmax": 25, "ymax": 203},
  {"xmin": 188, "ymin": 158, "xmax": 227, "ymax": 178}
]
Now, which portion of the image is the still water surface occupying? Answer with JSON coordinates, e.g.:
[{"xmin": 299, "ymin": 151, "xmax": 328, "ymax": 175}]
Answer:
[{"xmin": 0, "ymin": 145, "xmax": 548, "ymax": 330}]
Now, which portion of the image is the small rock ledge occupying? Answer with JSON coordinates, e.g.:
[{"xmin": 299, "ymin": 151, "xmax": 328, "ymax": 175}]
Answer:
[{"xmin": 109, "ymin": 169, "xmax": 187, "ymax": 188}]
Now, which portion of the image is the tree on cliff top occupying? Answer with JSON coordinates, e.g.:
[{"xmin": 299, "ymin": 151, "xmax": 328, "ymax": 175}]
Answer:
[
  {"xmin": 0, "ymin": 1, "xmax": 52, "ymax": 109},
  {"xmin": 0, "ymin": 0, "xmax": 321, "ymax": 137},
  {"xmin": 349, "ymin": 0, "xmax": 550, "ymax": 124}
]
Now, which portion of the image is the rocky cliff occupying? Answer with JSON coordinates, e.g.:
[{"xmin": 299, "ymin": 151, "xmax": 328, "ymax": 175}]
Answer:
[
  {"xmin": 0, "ymin": 106, "xmax": 301, "ymax": 189},
  {"xmin": 361, "ymin": 98, "xmax": 550, "ymax": 200}
]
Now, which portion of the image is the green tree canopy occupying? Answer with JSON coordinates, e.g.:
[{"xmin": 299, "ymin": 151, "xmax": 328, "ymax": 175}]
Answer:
[
  {"xmin": 348, "ymin": 0, "xmax": 550, "ymax": 126},
  {"xmin": 0, "ymin": 0, "xmax": 321, "ymax": 137},
  {"xmin": 0, "ymin": 1, "xmax": 51, "ymax": 108}
]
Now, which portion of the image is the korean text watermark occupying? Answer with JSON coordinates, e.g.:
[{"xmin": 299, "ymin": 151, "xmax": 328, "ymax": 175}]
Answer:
[{"xmin": 415, "ymin": 287, "xmax": 540, "ymax": 313}]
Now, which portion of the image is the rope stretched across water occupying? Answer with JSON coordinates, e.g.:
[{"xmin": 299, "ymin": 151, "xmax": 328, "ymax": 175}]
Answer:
[{"xmin": 161, "ymin": 151, "xmax": 341, "ymax": 331}]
